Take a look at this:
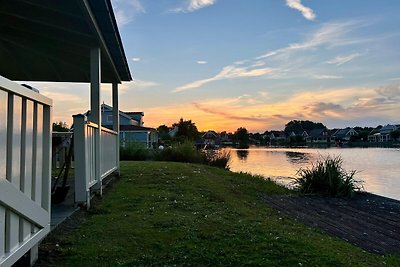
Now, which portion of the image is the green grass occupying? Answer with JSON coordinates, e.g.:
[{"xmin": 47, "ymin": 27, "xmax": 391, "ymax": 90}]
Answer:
[{"xmin": 52, "ymin": 161, "xmax": 399, "ymax": 266}]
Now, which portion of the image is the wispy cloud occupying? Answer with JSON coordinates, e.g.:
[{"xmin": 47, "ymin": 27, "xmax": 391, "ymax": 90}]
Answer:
[
  {"xmin": 258, "ymin": 20, "xmax": 366, "ymax": 59},
  {"xmin": 196, "ymin": 60, "xmax": 208, "ymax": 64},
  {"xmin": 173, "ymin": 20, "xmax": 368, "ymax": 93},
  {"xmin": 327, "ymin": 53, "xmax": 362, "ymax": 66},
  {"xmin": 313, "ymin": 74, "xmax": 343, "ymax": 80},
  {"xmin": 170, "ymin": 0, "xmax": 217, "ymax": 13},
  {"xmin": 172, "ymin": 66, "xmax": 276, "ymax": 93},
  {"xmin": 132, "ymin": 57, "xmax": 141, "ymax": 62},
  {"xmin": 286, "ymin": 0, "xmax": 316, "ymax": 21},
  {"xmin": 112, "ymin": 0, "xmax": 145, "ymax": 26},
  {"xmin": 119, "ymin": 79, "xmax": 159, "ymax": 92}
]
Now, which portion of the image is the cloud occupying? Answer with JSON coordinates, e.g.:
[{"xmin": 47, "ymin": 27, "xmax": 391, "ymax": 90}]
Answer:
[
  {"xmin": 172, "ymin": 66, "xmax": 276, "ymax": 93},
  {"xmin": 313, "ymin": 74, "xmax": 343, "ymax": 79},
  {"xmin": 118, "ymin": 79, "xmax": 159, "ymax": 92},
  {"xmin": 375, "ymin": 83, "xmax": 400, "ymax": 100},
  {"xmin": 173, "ymin": 20, "xmax": 368, "ymax": 93},
  {"xmin": 132, "ymin": 57, "xmax": 141, "ymax": 62},
  {"xmin": 148, "ymin": 83, "xmax": 400, "ymax": 132},
  {"xmin": 112, "ymin": 0, "xmax": 145, "ymax": 26},
  {"xmin": 327, "ymin": 53, "xmax": 361, "ymax": 66},
  {"xmin": 196, "ymin": 60, "xmax": 208, "ymax": 64},
  {"xmin": 170, "ymin": 0, "xmax": 217, "ymax": 13},
  {"xmin": 286, "ymin": 0, "xmax": 316, "ymax": 21}
]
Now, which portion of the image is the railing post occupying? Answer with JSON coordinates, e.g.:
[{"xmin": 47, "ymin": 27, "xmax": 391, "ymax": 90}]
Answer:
[
  {"xmin": 73, "ymin": 115, "xmax": 90, "ymax": 207},
  {"xmin": 112, "ymin": 82, "xmax": 120, "ymax": 176},
  {"xmin": 90, "ymin": 48, "xmax": 102, "ymax": 196}
]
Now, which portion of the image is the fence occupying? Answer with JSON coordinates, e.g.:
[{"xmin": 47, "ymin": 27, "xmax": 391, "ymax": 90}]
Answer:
[
  {"xmin": 0, "ymin": 75, "xmax": 52, "ymax": 267},
  {"xmin": 73, "ymin": 115, "xmax": 118, "ymax": 208}
]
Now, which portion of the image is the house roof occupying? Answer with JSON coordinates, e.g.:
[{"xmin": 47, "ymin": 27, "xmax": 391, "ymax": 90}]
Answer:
[
  {"xmin": 308, "ymin": 128, "xmax": 327, "ymax": 138},
  {"xmin": 333, "ymin": 127, "xmax": 357, "ymax": 137},
  {"xmin": 202, "ymin": 130, "xmax": 219, "ymax": 139},
  {"xmin": 101, "ymin": 103, "xmax": 134, "ymax": 121},
  {"xmin": 0, "ymin": 0, "xmax": 131, "ymax": 83},
  {"xmin": 125, "ymin": 112, "xmax": 144, "ymax": 117},
  {"xmin": 379, "ymin": 124, "xmax": 398, "ymax": 134}
]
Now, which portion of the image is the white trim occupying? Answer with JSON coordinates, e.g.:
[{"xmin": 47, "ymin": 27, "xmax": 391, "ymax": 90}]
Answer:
[
  {"xmin": 0, "ymin": 225, "xmax": 50, "ymax": 267},
  {"xmin": 0, "ymin": 180, "xmax": 48, "ymax": 228},
  {"xmin": 0, "ymin": 75, "xmax": 52, "ymax": 106}
]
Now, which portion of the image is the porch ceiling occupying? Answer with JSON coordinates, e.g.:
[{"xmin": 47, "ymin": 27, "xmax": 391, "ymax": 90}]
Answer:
[{"xmin": 0, "ymin": 0, "xmax": 132, "ymax": 83}]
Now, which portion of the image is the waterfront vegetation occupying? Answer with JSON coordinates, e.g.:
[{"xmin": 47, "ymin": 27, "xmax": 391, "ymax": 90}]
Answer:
[
  {"xmin": 293, "ymin": 156, "xmax": 363, "ymax": 197},
  {"xmin": 120, "ymin": 141, "xmax": 231, "ymax": 169},
  {"xmin": 44, "ymin": 161, "xmax": 400, "ymax": 266}
]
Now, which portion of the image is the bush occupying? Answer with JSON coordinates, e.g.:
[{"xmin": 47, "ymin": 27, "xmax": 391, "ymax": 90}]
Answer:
[
  {"xmin": 155, "ymin": 141, "xmax": 204, "ymax": 163},
  {"xmin": 203, "ymin": 150, "xmax": 231, "ymax": 170},
  {"xmin": 120, "ymin": 142, "xmax": 151, "ymax": 161},
  {"xmin": 292, "ymin": 155, "xmax": 363, "ymax": 197}
]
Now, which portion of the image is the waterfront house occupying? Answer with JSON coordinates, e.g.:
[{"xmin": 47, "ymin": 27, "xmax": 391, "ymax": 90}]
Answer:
[
  {"xmin": 333, "ymin": 127, "xmax": 358, "ymax": 141},
  {"xmin": 202, "ymin": 130, "xmax": 221, "ymax": 147},
  {"xmin": 368, "ymin": 124, "xmax": 399, "ymax": 142},
  {"xmin": 270, "ymin": 131, "xmax": 287, "ymax": 142},
  {"xmin": 306, "ymin": 128, "xmax": 333, "ymax": 144}
]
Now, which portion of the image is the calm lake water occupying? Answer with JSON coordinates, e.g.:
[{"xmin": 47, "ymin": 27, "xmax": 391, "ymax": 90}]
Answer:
[{"xmin": 227, "ymin": 147, "xmax": 400, "ymax": 200}]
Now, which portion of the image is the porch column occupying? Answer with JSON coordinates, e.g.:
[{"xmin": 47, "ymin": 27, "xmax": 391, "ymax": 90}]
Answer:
[
  {"xmin": 90, "ymin": 48, "xmax": 102, "ymax": 196},
  {"xmin": 112, "ymin": 82, "xmax": 120, "ymax": 176}
]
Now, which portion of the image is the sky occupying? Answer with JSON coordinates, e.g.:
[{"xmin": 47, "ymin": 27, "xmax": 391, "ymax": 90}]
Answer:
[{"xmin": 33, "ymin": 0, "xmax": 400, "ymax": 133}]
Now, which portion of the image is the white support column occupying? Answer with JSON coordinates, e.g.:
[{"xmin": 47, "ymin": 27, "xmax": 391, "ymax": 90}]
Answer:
[
  {"xmin": 112, "ymin": 82, "xmax": 120, "ymax": 176},
  {"xmin": 90, "ymin": 48, "xmax": 102, "ymax": 196},
  {"xmin": 73, "ymin": 115, "xmax": 90, "ymax": 207}
]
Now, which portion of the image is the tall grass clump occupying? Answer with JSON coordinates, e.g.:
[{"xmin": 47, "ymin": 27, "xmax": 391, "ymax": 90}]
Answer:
[
  {"xmin": 203, "ymin": 150, "xmax": 231, "ymax": 170},
  {"xmin": 293, "ymin": 155, "xmax": 363, "ymax": 197},
  {"xmin": 120, "ymin": 142, "xmax": 151, "ymax": 161}
]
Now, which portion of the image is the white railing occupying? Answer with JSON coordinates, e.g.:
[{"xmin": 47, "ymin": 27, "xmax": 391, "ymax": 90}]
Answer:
[
  {"xmin": 0, "ymin": 75, "xmax": 52, "ymax": 267},
  {"xmin": 73, "ymin": 115, "xmax": 118, "ymax": 208},
  {"xmin": 100, "ymin": 127, "xmax": 118, "ymax": 179}
]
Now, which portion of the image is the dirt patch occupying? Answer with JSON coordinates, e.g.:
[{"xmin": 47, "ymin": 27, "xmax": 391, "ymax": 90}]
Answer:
[{"xmin": 263, "ymin": 192, "xmax": 400, "ymax": 254}]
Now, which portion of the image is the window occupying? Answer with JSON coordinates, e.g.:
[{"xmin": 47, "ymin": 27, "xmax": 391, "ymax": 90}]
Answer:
[{"xmin": 107, "ymin": 115, "xmax": 113, "ymax": 122}]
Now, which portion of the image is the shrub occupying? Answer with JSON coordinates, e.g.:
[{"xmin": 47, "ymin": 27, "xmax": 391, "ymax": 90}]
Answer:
[
  {"xmin": 155, "ymin": 141, "xmax": 204, "ymax": 163},
  {"xmin": 292, "ymin": 155, "xmax": 363, "ymax": 197},
  {"xmin": 120, "ymin": 142, "xmax": 151, "ymax": 161},
  {"xmin": 203, "ymin": 150, "xmax": 231, "ymax": 170}
]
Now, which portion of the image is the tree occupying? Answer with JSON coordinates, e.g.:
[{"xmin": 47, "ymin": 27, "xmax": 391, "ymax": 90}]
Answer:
[
  {"xmin": 284, "ymin": 120, "xmax": 326, "ymax": 133},
  {"xmin": 234, "ymin": 127, "xmax": 249, "ymax": 148},
  {"xmin": 52, "ymin": 121, "xmax": 69, "ymax": 132},
  {"xmin": 157, "ymin": 124, "xmax": 171, "ymax": 141},
  {"xmin": 172, "ymin": 118, "xmax": 200, "ymax": 141},
  {"xmin": 390, "ymin": 130, "xmax": 400, "ymax": 141}
]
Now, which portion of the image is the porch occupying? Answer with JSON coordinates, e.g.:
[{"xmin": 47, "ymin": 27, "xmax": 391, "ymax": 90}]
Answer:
[{"xmin": 0, "ymin": 1, "xmax": 131, "ymax": 266}]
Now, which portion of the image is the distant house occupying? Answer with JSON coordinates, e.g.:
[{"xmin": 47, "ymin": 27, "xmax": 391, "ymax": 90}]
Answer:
[
  {"xmin": 202, "ymin": 130, "xmax": 221, "ymax": 146},
  {"xmin": 333, "ymin": 127, "xmax": 358, "ymax": 141},
  {"xmin": 269, "ymin": 131, "xmax": 286, "ymax": 141},
  {"xmin": 368, "ymin": 124, "xmax": 399, "ymax": 142},
  {"xmin": 88, "ymin": 104, "xmax": 158, "ymax": 148},
  {"xmin": 306, "ymin": 128, "xmax": 333, "ymax": 144}
]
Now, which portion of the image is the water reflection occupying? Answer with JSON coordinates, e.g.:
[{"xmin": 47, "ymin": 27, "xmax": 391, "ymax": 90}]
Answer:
[
  {"xmin": 236, "ymin": 150, "xmax": 249, "ymax": 161},
  {"xmin": 228, "ymin": 147, "xmax": 400, "ymax": 200},
  {"xmin": 285, "ymin": 151, "xmax": 311, "ymax": 165}
]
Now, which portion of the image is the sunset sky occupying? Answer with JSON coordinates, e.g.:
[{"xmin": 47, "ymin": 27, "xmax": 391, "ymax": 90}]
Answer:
[{"xmin": 33, "ymin": 0, "xmax": 400, "ymax": 132}]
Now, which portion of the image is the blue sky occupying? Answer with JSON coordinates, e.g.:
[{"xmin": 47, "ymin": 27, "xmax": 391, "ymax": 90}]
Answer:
[{"xmin": 37, "ymin": 0, "xmax": 400, "ymax": 132}]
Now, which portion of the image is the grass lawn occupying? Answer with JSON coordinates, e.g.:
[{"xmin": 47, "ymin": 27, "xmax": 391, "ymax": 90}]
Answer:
[{"xmin": 47, "ymin": 161, "xmax": 399, "ymax": 266}]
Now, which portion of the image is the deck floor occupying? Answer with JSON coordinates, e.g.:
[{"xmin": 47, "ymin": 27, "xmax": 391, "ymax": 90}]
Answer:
[{"xmin": 263, "ymin": 193, "xmax": 400, "ymax": 254}]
